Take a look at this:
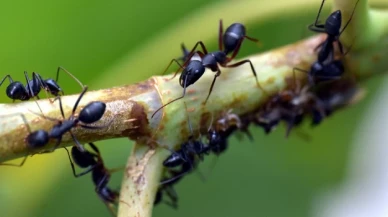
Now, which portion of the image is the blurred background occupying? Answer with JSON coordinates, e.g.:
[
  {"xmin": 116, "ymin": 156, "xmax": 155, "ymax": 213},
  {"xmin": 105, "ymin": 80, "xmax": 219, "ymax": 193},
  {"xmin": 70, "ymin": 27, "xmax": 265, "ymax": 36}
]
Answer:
[{"xmin": 0, "ymin": 0, "xmax": 386, "ymax": 217}]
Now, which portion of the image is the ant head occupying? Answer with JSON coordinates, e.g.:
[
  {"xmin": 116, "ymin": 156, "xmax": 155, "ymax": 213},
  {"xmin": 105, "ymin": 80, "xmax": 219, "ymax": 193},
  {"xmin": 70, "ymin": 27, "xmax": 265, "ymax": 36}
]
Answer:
[
  {"xmin": 44, "ymin": 78, "xmax": 63, "ymax": 96},
  {"xmin": 179, "ymin": 60, "xmax": 205, "ymax": 88},
  {"xmin": 325, "ymin": 10, "xmax": 342, "ymax": 36},
  {"xmin": 78, "ymin": 101, "xmax": 106, "ymax": 124},
  {"xmin": 25, "ymin": 130, "xmax": 49, "ymax": 149}
]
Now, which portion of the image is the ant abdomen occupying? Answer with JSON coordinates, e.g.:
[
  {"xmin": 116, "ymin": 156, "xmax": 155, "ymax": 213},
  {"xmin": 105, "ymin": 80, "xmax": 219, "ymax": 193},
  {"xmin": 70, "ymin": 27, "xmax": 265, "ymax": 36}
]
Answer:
[
  {"xmin": 7, "ymin": 82, "xmax": 27, "ymax": 100},
  {"xmin": 223, "ymin": 23, "xmax": 246, "ymax": 54},
  {"xmin": 78, "ymin": 101, "xmax": 107, "ymax": 124}
]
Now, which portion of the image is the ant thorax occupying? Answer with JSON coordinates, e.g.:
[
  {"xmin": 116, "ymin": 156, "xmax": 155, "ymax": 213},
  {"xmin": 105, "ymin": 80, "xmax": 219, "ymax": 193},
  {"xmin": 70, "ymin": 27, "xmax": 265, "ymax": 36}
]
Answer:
[{"xmin": 190, "ymin": 53, "xmax": 202, "ymax": 62}]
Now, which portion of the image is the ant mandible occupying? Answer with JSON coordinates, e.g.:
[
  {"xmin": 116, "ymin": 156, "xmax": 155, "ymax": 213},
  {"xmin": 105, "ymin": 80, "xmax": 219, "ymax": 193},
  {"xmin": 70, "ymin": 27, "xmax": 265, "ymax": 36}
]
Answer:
[
  {"xmin": 309, "ymin": 0, "xmax": 360, "ymax": 62},
  {"xmin": 0, "ymin": 66, "xmax": 83, "ymax": 102},
  {"xmin": 152, "ymin": 20, "xmax": 262, "ymax": 118}
]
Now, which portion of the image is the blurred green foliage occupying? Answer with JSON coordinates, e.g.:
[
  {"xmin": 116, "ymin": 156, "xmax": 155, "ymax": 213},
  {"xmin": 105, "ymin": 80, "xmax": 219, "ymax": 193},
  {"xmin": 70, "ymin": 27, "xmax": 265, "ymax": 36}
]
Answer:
[{"xmin": 0, "ymin": 0, "xmax": 383, "ymax": 217}]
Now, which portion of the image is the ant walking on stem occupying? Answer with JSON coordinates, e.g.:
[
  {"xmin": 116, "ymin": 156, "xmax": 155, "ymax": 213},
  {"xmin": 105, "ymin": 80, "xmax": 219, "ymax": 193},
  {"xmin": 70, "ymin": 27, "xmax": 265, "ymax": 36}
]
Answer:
[
  {"xmin": 0, "ymin": 86, "xmax": 110, "ymax": 167},
  {"xmin": 0, "ymin": 66, "xmax": 84, "ymax": 102},
  {"xmin": 152, "ymin": 20, "xmax": 263, "ymax": 118}
]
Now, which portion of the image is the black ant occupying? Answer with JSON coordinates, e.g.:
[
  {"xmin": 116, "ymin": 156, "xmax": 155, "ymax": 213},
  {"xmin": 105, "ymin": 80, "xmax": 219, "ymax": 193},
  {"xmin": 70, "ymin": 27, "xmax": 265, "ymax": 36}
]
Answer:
[
  {"xmin": 308, "ymin": 0, "xmax": 360, "ymax": 63},
  {"xmin": 64, "ymin": 143, "xmax": 120, "ymax": 216},
  {"xmin": 1, "ymin": 87, "xmax": 110, "ymax": 167},
  {"xmin": 161, "ymin": 103, "xmax": 210, "ymax": 185},
  {"xmin": 152, "ymin": 20, "xmax": 262, "ymax": 118},
  {"xmin": 256, "ymin": 71, "xmax": 326, "ymax": 137},
  {"xmin": 293, "ymin": 58, "xmax": 345, "ymax": 85},
  {"xmin": 33, "ymin": 86, "xmax": 110, "ymax": 153},
  {"xmin": 0, "ymin": 66, "xmax": 83, "ymax": 102}
]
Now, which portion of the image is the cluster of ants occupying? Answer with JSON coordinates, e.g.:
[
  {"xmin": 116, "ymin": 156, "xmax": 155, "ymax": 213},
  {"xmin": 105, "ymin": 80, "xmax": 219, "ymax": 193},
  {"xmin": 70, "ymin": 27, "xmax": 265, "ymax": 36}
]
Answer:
[
  {"xmin": 0, "ymin": 68, "xmax": 120, "ymax": 214},
  {"xmin": 0, "ymin": 0, "xmax": 363, "ymax": 215},
  {"xmin": 153, "ymin": 0, "xmax": 362, "ymax": 210}
]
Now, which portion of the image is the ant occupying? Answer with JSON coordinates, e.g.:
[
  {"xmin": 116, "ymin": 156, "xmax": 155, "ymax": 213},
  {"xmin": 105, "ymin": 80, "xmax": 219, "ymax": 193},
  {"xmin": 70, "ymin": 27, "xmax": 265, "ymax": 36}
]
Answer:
[
  {"xmin": 308, "ymin": 0, "xmax": 360, "ymax": 63},
  {"xmin": 64, "ymin": 143, "xmax": 120, "ymax": 216},
  {"xmin": 161, "ymin": 103, "xmax": 210, "ymax": 185},
  {"xmin": 1, "ymin": 87, "xmax": 110, "ymax": 167},
  {"xmin": 30, "ymin": 86, "xmax": 109, "ymax": 153},
  {"xmin": 0, "ymin": 66, "xmax": 83, "ymax": 102},
  {"xmin": 152, "ymin": 20, "xmax": 262, "ymax": 118},
  {"xmin": 256, "ymin": 71, "xmax": 326, "ymax": 137}
]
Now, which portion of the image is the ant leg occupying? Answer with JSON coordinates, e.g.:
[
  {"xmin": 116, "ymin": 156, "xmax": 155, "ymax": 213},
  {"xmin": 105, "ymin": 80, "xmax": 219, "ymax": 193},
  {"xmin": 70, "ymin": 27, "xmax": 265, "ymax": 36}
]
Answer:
[
  {"xmin": 244, "ymin": 35, "xmax": 260, "ymax": 43},
  {"xmin": 160, "ymin": 168, "xmax": 191, "ymax": 186},
  {"xmin": 166, "ymin": 41, "xmax": 210, "ymax": 80},
  {"xmin": 225, "ymin": 38, "xmax": 243, "ymax": 62},
  {"xmin": 79, "ymin": 118, "xmax": 114, "ymax": 129},
  {"xmin": 88, "ymin": 142, "xmax": 100, "ymax": 154},
  {"xmin": 53, "ymin": 95, "xmax": 66, "ymax": 119},
  {"xmin": 63, "ymin": 147, "xmax": 95, "ymax": 177},
  {"xmin": 32, "ymin": 72, "xmax": 54, "ymax": 102},
  {"xmin": 181, "ymin": 40, "xmax": 209, "ymax": 66},
  {"xmin": 309, "ymin": 0, "xmax": 327, "ymax": 29},
  {"xmin": 339, "ymin": 0, "xmax": 360, "ymax": 35},
  {"xmin": 151, "ymin": 75, "xmax": 189, "ymax": 118},
  {"xmin": 164, "ymin": 185, "xmax": 179, "ymax": 209},
  {"xmin": 56, "ymin": 66, "xmax": 85, "ymax": 92},
  {"xmin": 69, "ymin": 131, "xmax": 86, "ymax": 152},
  {"xmin": 204, "ymin": 69, "xmax": 221, "ymax": 104},
  {"xmin": 218, "ymin": 19, "xmax": 224, "ymax": 51},
  {"xmin": 225, "ymin": 59, "xmax": 267, "ymax": 94},
  {"xmin": 0, "ymin": 156, "xmax": 28, "ymax": 167},
  {"xmin": 293, "ymin": 67, "xmax": 312, "ymax": 86},
  {"xmin": 308, "ymin": 24, "xmax": 326, "ymax": 33},
  {"xmin": 0, "ymin": 75, "xmax": 14, "ymax": 87},
  {"xmin": 162, "ymin": 59, "xmax": 184, "ymax": 80},
  {"xmin": 28, "ymin": 108, "xmax": 59, "ymax": 122},
  {"xmin": 44, "ymin": 137, "xmax": 63, "ymax": 153},
  {"xmin": 24, "ymin": 71, "xmax": 35, "ymax": 98},
  {"xmin": 103, "ymin": 202, "xmax": 117, "ymax": 217},
  {"xmin": 26, "ymin": 72, "xmax": 46, "ymax": 114},
  {"xmin": 71, "ymin": 86, "xmax": 89, "ymax": 116}
]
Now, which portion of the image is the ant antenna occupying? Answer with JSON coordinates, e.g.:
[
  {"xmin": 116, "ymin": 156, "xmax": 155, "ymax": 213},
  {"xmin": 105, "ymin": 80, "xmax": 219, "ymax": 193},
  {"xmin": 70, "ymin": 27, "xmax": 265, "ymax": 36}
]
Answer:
[
  {"xmin": 56, "ymin": 66, "xmax": 85, "ymax": 90},
  {"xmin": 312, "ymin": 0, "xmax": 326, "ymax": 27},
  {"xmin": 151, "ymin": 75, "xmax": 189, "ymax": 118},
  {"xmin": 339, "ymin": 0, "xmax": 360, "ymax": 35}
]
